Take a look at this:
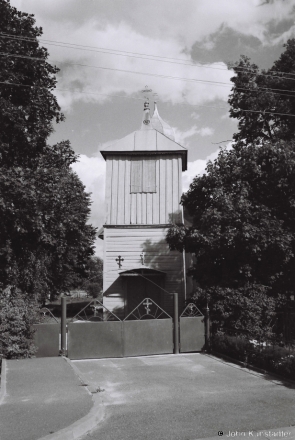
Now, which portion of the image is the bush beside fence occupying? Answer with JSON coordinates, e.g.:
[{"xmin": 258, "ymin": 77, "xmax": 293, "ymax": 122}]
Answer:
[{"xmin": 211, "ymin": 332, "xmax": 295, "ymax": 380}]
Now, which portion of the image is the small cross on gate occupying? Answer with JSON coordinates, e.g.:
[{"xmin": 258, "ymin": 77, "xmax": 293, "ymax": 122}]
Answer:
[
  {"xmin": 143, "ymin": 298, "xmax": 152, "ymax": 314},
  {"xmin": 116, "ymin": 255, "xmax": 124, "ymax": 268},
  {"xmin": 189, "ymin": 304, "xmax": 194, "ymax": 315}
]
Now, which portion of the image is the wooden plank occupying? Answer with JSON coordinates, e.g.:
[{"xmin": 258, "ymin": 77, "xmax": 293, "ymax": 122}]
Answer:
[
  {"xmin": 166, "ymin": 157, "xmax": 173, "ymax": 224},
  {"xmin": 142, "ymin": 192, "xmax": 147, "ymax": 224},
  {"xmin": 130, "ymin": 193, "xmax": 137, "ymax": 224},
  {"xmin": 117, "ymin": 157, "xmax": 125, "ymax": 224},
  {"xmin": 172, "ymin": 156, "xmax": 180, "ymax": 223},
  {"xmin": 143, "ymin": 159, "xmax": 156, "ymax": 192},
  {"xmin": 131, "ymin": 159, "xmax": 142, "ymax": 193},
  {"xmin": 136, "ymin": 193, "xmax": 142, "ymax": 224},
  {"xmin": 110, "ymin": 158, "xmax": 119, "ymax": 224},
  {"xmin": 146, "ymin": 192, "xmax": 153, "ymax": 224},
  {"xmin": 159, "ymin": 158, "xmax": 166, "ymax": 224},
  {"xmin": 105, "ymin": 159, "xmax": 113, "ymax": 225},
  {"xmin": 152, "ymin": 158, "xmax": 160, "ymax": 224},
  {"xmin": 124, "ymin": 159, "xmax": 131, "ymax": 224}
]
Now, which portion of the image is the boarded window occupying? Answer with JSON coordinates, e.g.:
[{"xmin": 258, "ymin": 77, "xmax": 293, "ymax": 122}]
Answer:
[{"xmin": 131, "ymin": 159, "xmax": 156, "ymax": 193}]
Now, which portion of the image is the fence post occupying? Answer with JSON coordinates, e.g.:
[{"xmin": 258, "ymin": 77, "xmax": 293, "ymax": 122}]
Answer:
[
  {"xmin": 61, "ymin": 297, "xmax": 67, "ymax": 356},
  {"xmin": 205, "ymin": 304, "xmax": 210, "ymax": 351},
  {"xmin": 173, "ymin": 293, "xmax": 179, "ymax": 354}
]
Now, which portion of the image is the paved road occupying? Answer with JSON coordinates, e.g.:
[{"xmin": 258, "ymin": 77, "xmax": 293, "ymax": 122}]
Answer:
[
  {"xmin": 73, "ymin": 354, "xmax": 295, "ymax": 440},
  {"xmin": 0, "ymin": 357, "xmax": 93, "ymax": 440}
]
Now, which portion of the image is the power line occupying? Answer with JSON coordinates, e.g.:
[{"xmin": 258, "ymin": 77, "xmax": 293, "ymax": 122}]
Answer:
[
  {"xmin": 1, "ymin": 52, "xmax": 295, "ymax": 99},
  {"xmin": 1, "ymin": 80, "xmax": 295, "ymax": 117},
  {"xmin": 1, "ymin": 31, "xmax": 295, "ymax": 81}
]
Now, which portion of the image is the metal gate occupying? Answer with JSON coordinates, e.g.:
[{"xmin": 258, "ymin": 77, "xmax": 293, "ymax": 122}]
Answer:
[
  {"xmin": 123, "ymin": 298, "xmax": 173, "ymax": 357},
  {"xmin": 33, "ymin": 308, "xmax": 60, "ymax": 357},
  {"xmin": 67, "ymin": 301, "xmax": 123, "ymax": 360},
  {"xmin": 34, "ymin": 297, "xmax": 206, "ymax": 359},
  {"xmin": 179, "ymin": 303, "xmax": 205, "ymax": 352}
]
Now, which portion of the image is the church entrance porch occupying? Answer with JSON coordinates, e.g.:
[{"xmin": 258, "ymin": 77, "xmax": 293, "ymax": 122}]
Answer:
[{"xmin": 121, "ymin": 267, "xmax": 165, "ymax": 318}]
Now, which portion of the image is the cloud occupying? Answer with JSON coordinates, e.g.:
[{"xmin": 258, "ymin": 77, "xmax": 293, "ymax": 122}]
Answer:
[
  {"xmin": 71, "ymin": 154, "xmax": 106, "ymax": 256},
  {"xmin": 174, "ymin": 125, "xmax": 215, "ymax": 148},
  {"xmin": 12, "ymin": 0, "xmax": 295, "ymax": 112},
  {"xmin": 198, "ymin": 127, "xmax": 214, "ymax": 137}
]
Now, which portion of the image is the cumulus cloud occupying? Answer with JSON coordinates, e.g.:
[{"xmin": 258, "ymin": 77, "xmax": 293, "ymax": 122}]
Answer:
[
  {"xmin": 174, "ymin": 125, "xmax": 215, "ymax": 148},
  {"xmin": 198, "ymin": 127, "xmax": 214, "ymax": 137},
  {"xmin": 11, "ymin": 0, "xmax": 294, "ymax": 111}
]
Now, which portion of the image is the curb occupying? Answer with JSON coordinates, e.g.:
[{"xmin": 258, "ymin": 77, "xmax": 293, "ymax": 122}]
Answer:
[
  {"xmin": 38, "ymin": 393, "xmax": 104, "ymax": 440},
  {"xmin": 208, "ymin": 351, "xmax": 295, "ymax": 386},
  {"xmin": 0, "ymin": 359, "xmax": 7, "ymax": 405},
  {"xmin": 38, "ymin": 357, "xmax": 105, "ymax": 440}
]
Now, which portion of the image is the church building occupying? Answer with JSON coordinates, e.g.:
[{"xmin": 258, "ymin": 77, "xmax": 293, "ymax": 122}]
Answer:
[{"xmin": 99, "ymin": 97, "xmax": 189, "ymax": 318}]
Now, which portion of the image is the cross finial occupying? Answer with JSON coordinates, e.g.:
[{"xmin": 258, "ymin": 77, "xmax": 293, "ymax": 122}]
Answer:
[{"xmin": 141, "ymin": 85, "xmax": 153, "ymax": 102}]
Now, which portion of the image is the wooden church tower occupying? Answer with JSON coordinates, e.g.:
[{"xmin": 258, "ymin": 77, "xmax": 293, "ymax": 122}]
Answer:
[{"xmin": 100, "ymin": 97, "xmax": 188, "ymax": 318}]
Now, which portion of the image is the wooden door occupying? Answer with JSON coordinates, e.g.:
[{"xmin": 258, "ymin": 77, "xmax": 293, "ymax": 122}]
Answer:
[{"xmin": 125, "ymin": 276, "xmax": 162, "ymax": 317}]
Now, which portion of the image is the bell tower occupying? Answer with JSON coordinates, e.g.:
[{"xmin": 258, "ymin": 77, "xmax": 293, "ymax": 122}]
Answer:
[{"xmin": 100, "ymin": 94, "xmax": 187, "ymax": 318}]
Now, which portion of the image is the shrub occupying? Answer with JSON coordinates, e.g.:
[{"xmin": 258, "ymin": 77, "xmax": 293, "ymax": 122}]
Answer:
[
  {"xmin": 0, "ymin": 287, "xmax": 38, "ymax": 359},
  {"xmin": 212, "ymin": 332, "xmax": 295, "ymax": 380}
]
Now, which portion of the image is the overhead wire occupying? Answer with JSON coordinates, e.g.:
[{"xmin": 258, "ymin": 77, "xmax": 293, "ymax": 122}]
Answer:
[
  {"xmin": 1, "ymin": 51, "xmax": 295, "ymax": 98},
  {"xmin": 1, "ymin": 80, "xmax": 295, "ymax": 117},
  {"xmin": 0, "ymin": 81, "xmax": 295, "ymax": 116},
  {"xmin": 1, "ymin": 31, "xmax": 295, "ymax": 80}
]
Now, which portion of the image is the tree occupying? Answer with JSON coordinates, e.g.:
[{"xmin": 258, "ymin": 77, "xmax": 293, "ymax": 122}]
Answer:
[
  {"xmin": 167, "ymin": 141, "xmax": 295, "ymax": 335},
  {"xmin": 77, "ymin": 256, "xmax": 103, "ymax": 300},
  {"xmin": 228, "ymin": 39, "xmax": 295, "ymax": 146},
  {"xmin": 0, "ymin": 0, "xmax": 96, "ymax": 306}
]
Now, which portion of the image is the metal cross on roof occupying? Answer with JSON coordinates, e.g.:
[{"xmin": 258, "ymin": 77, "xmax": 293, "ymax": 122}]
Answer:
[
  {"xmin": 141, "ymin": 85, "xmax": 153, "ymax": 101},
  {"xmin": 143, "ymin": 298, "xmax": 152, "ymax": 314}
]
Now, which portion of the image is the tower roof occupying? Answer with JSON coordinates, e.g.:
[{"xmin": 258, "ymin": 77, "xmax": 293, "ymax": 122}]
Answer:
[
  {"xmin": 151, "ymin": 102, "xmax": 175, "ymax": 141},
  {"xmin": 100, "ymin": 101, "xmax": 187, "ymax": 171}
]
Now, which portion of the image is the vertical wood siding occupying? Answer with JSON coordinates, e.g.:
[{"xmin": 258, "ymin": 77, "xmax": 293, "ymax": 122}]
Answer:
[{"xmin": 105, "ymin": 154, "xmax": 182, "ymax": 225}]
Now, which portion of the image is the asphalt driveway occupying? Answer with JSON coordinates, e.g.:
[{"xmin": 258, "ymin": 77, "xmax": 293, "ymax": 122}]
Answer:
[{"xmin": 73, "ymin": 353, "xmax": 295, "ymax": 440}]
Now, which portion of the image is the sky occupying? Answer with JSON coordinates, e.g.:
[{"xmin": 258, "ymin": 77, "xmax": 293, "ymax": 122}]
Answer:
[{"xmin": 10, "ymin": 0, "xmax": 295, "ymax": 256}]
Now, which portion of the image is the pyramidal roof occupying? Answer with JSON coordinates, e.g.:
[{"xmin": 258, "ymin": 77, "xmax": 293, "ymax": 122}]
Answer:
[{"xmin": 100, "ymin": 100, "xmax": 187, "ymax": 170}]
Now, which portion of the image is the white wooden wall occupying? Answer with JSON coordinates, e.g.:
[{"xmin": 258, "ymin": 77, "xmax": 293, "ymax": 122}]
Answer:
[
  {"xmin": 103, "ymin": 227, "xmax": 185, "ymax": 316},
  {"xmin": 105, "ymin": 154, "xmax": 183, "ymax": 225}
]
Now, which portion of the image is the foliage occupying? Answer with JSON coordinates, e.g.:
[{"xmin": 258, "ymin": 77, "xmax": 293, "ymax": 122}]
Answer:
[
  {"xmin": 80, "ymin": 257, "xmax": 103, "ymax": 300},
  {"xmin": 212, "ymin": 332, "xmax": 295, "ymax": 380},
  {"xmin": 228, "ymin": 39, "xmax": 295, "ymax": 146},
  {"xmin": 0, "ymin": 1, "xmax": 96, "ymax": 304},
  {"xmin": 0, "ymin": 287, "xmax": 38, "ymax": 359},
  {"xmin": 167, "ymin": 140, "xmax": 295, "ymax": 332},
  {"xmin": 191, "ymin": 285, "xmax": 276, "ymax": 338}
]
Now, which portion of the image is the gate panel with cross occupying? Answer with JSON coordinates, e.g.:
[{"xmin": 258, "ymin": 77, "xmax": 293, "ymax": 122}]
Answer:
[
  {"xmin": 179, "ymin": 303, "xmax": 205, "ymax": 352},
  {"xmin": 123, "ymin": 298, "xmax": 173, "ymax": 357}
]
